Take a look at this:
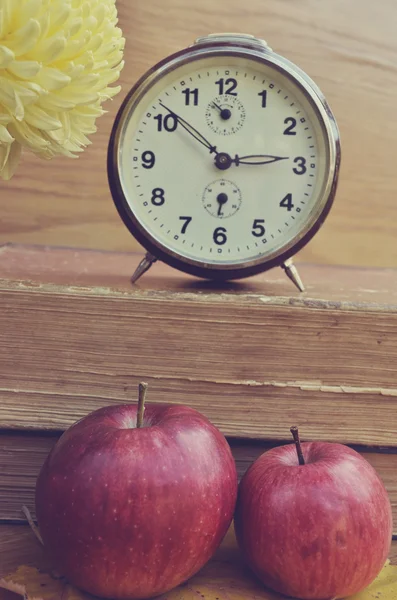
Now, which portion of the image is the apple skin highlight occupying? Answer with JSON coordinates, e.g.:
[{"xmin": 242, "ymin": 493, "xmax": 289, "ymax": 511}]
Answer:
[
  {"xmin": 35, "ymin": 403, "xmax": 237, "ymax": 599},
  {"xmin": 235, "ymin": 441, "xmax": 392, "ymax": 600}
]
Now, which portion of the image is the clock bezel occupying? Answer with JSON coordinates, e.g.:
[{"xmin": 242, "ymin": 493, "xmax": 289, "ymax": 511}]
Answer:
[{"xmin": 108, "ymin": 40, "xmax": 341, "ymax": 281}]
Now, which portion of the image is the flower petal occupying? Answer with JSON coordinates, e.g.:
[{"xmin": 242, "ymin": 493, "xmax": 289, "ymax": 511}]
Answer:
[
  {"xmin": 5, "ymin": 18, "xmax": 41, "ymax": 57},
  {"xmin": 35, "ymin": 66, "xmax": 71, "ymax": 91},
  {"xmin": 24, "ymin": 104, "xmax": 62, "ymax": 131},
  {"xmin": 7, "ymin": 60, "xmax": 41, "ymax": 79},
  {"xmin": 0, "ymin": 44, "xmax": 14, "ymax": 68},
  {"xmin": 30, "ymin": 34, "xmax": 66, "ymax": 62},
  {"xmin": 0, "ymin": 140, "xmax": 21, "ymax": 180},
  {"xmin": 0, "ymin": 123, "xmax": 14, "ymax": 143}
]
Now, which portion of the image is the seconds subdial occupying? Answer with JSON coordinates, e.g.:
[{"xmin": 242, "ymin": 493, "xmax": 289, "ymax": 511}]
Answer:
[
  {"xmin": 206, "ymin": 95, "xmax": 246, "ymax": 135},
  {"xmin": 202, "ymin": 179, "xmax": 242, "ymax": 218}
]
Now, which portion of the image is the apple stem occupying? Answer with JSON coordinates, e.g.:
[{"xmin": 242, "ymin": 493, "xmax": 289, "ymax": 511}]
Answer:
[
  {"xmin": 290, "ymin": 426, "xmax": 305, "ymax": 466},
  {"xmin": 137, "ymin": 382, "xmax": 148, "ymax": 428}
]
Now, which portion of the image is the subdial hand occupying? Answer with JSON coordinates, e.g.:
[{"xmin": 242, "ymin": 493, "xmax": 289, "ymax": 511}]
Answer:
[
  {"xmin": 217, "ymin": 193, "xmax": 228, "ymax": 216},
  {"xmin": 159, "ymin": 101, "xmax": 218, "ymax": 155},
  {"xmin": 233, "ymin": 154, "xmax": 289, "ymax": 166},
  {"xmin": 212, "ymin": 101, "xmax": 232, "ymax": 121}
]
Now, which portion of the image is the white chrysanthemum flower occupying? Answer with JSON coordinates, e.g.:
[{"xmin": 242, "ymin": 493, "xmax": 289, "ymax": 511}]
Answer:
[{"xmin": 0, "ymin": 0, "xmax": 125, "ymax": 180}]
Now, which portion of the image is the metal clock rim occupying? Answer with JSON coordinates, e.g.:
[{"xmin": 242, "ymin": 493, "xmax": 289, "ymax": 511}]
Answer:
[{"xmin": 107, "ymin": 41, "xmax": 341, "ymax": 280}]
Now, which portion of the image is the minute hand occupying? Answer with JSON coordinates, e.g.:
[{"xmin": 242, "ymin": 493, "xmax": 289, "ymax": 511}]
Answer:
[
  {"xmin": 233, "ymin": 154, "xmax": 289, "ymax": 165},
  {"xmin": 159, "ymin": 102, "xmax": 218, "ymax": 155}
]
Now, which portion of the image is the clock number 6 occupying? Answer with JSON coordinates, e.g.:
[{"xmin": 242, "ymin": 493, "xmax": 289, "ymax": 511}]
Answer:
[
  {"xmin": 213, "ymin": 227, "xmax": 227, "ymax": 245},
  {"xmin": 151, "ymin": 188, "xmax": 165, "ymax": 206}
]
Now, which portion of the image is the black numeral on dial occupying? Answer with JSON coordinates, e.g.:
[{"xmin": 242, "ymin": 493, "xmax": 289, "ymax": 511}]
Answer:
[
  {"xmin": 293, "ymin": 157, "xmax": 307, "ymax": 175},
  {"xmin": 141, "ymin": 151, "xmax": 155, "ymax": 169},
  {"xmin": 182, "ymin": 88, "xmax": 199, "ymax": 106},
  {"xmin": 154, "ymin": 114, "xmax": 178, "ymax": 132},
  {"xmin": 151, "ymin": 188, "xmax": 165, "ymax": 206},
  {"xmin": 258, "ymin": 90, "xmax": 267, "ymax": 108},
  {"xmin": 215, "ymin": 78, "xmax": 238, "ymax": 96},
  {"xmin": 213, "ymin": 227, "xmax": 227, "ymax": 245},
  {"xmin": 252, "ymin": 219, "xmax": 266, "ymax": 237},
  {"xmin": 283, "ymin": 117, "xmax": 297, "ymax": 135},
  {"xmin": 179, "ymin": 216, "xmax": 192, "ymax": 233},
  {"xmin": 280, "ymin": 193, "xmax": 294, "ymax": 211}
]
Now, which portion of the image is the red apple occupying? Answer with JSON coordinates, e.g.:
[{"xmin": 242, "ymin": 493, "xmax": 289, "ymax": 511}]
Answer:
[
  {"xmin": 235, "ymin": 428, "xmax": 392, "ymax": 599},
  {"xmin": 35, "ymin": 389, "xmax": 237, "ymax": 599}
]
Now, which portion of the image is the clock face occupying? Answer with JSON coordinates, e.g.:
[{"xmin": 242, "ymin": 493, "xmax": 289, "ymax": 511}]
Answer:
[{"xmin": 112, "ymin": 49, "xmax": 338, "ymax": 272}]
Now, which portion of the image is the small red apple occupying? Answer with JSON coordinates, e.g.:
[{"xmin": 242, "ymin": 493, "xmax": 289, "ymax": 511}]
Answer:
[
  {"xmin": 35, "ymin": 384, "xmax": 237, "ymax": 599},
  {"xmin": 235, "ymin": 427, "xmax": 392, "ymax": 600}
]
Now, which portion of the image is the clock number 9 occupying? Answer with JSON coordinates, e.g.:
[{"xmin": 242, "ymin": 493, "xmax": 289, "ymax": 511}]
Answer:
[
  {"xmin": 151, "ymin": 188, "xmax": 165, "ymax": 206},
  {"xmin": 141, "ymin": 151, "xmax": 155, "ymax": 169},
  {"xmin": 213, "ymin": 227, "xmax": 227, "ymax": 245}
]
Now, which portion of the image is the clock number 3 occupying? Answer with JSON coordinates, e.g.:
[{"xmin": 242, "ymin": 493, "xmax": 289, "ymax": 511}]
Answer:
[{"xmin": 293, "ymin": 157, "xmax": 307, "ymax": 175}]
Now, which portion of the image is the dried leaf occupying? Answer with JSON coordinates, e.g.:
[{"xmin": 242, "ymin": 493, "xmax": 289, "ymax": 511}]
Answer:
[
  {"xmin": 0, "ymin": 566, "xmax": 94, "ymax": 600},
  {"xmin": 349, "ymin": 560, "xmax": 397, "ymax": 600},
  {"xmin": 1, "ymin": 561, "xmax": 396, "ymax": 600}
]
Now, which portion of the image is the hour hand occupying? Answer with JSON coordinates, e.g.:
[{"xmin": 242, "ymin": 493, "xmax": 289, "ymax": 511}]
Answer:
[
  {"xmin": 159, "ymin": 101, "xmax": 218, "ymax": 155},
  {"xmin": 234, "ymin": 154, "xmax": 289, "ymax": 165}
]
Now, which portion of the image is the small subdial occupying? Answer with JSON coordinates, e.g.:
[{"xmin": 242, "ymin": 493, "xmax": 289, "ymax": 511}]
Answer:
[
  {"xmin": 202, "ymin": 179, "xmax": 242, "ymax": 219},
  {"xmin": 205, "ymin": 95, "xmax": 246, "ymax": 135}
]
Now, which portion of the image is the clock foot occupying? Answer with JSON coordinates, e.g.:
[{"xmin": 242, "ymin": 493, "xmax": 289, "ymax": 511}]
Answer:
[
  {"xmin": 131, "ymin": 252, "xmax": 158, "ymax": 284},
  {"xmin": 281, "ymin": 259, "xmax": 305, "ymax": 292}
]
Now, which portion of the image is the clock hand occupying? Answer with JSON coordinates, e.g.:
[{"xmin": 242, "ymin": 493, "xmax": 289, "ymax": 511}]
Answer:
[
  {"xmin": 233, "ymin": 154, "xmax": 289, "ymax": 166},
  {"xmin": 212, "ymin": 101, "xmax": 232, "ymax": 121},
  {"xmin": 159, "ymin": 101, "xmax": 218, "ymax": 155},
  {"xmin": 217, "ymin": 192, "xmax": 228, "ymax": 216},
  {"xmin": 212, "ymin": 100, "xmax": 223, "ymax": 112}
]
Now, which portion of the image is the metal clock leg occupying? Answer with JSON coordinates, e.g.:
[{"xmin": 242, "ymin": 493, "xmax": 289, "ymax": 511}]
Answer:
[
  {"xmin": 131, "ymin": 253, "xmax": 158, "ymax": 284},
  {"xmin": 281, "ymin": 258, "xmax": 305, "ymax": 292}
]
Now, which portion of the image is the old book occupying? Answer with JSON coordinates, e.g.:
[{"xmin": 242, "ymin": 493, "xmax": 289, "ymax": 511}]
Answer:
[{"xmin": 0, "ymin": 243, "xmax": 397, "ymax": 447}]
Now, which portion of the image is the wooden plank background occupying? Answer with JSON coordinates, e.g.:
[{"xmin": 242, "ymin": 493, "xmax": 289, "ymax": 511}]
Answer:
[{"xmin": 1, "ymin": 0, "xmax": 397, "ymax": 268}]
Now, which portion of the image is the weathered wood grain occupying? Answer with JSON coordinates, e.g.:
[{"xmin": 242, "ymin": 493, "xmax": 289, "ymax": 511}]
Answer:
[
  {"xmin": 1, "ymin": 246, "xmax": 397, "ymax": 445},
  {"xmin": 1, "ymin": 0, "xmax": 397, "ymax": 268},
  {"xmin": 1, "ymin": 434, "xmax": 396, "ymax": 531}
]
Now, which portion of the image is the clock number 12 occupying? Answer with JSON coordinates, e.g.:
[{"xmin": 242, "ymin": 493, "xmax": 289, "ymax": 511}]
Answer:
[{"xmin": 215, "ymin": 78, "xmax": 238, "ymax": 96}]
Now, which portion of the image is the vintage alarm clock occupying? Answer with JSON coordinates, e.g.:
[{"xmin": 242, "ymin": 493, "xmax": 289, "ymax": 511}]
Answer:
[{"xmin": 108, "ymin": 34, "xmax": 341, "ymax": 291}]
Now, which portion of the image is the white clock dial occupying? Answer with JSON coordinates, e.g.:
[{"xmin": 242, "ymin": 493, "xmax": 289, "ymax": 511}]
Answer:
[{"xmin": 115, "ymin": 52, "xmax": 335, "ymax": 269}]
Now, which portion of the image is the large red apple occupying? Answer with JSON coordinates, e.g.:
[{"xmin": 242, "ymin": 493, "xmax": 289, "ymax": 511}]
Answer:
[
  {"xmin": 35, "ymin": 388, "xmax": 237, "ymax": 599},
  {"xmin": 235, "ymin": 428, "xmax": 392, "ymax": 599}
]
